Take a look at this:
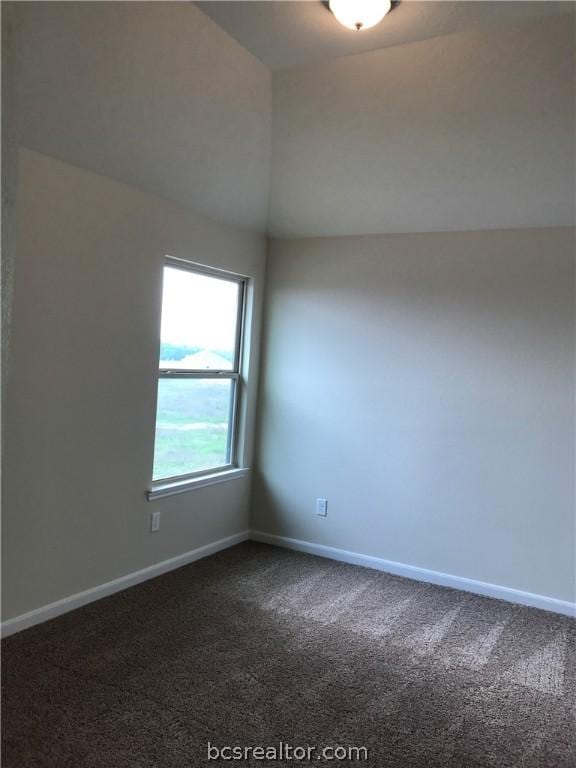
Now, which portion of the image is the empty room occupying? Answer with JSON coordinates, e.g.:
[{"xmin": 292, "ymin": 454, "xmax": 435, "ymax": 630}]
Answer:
[{"xmin": 1, "ymin": 1, "xmax": 575, "ymax": 766}]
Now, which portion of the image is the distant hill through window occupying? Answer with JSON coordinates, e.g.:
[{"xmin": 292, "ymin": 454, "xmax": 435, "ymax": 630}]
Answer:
[{"xmin": 159, "ymin": 348, "xmax": 233, "ymax": 370}]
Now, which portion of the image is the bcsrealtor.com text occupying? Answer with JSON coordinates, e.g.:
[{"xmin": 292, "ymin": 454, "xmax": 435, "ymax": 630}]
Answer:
[{"xmin": 207, "ymin": 742, "xmax": 369, "ymax": 761}]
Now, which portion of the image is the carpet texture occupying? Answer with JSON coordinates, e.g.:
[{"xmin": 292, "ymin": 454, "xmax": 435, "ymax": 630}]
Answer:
[{"xmin": 2, "ymin": 542, "xmax": 575, "ymax": 767}]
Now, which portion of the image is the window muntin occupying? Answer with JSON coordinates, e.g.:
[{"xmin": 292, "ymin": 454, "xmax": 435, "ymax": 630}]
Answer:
[{"xmin": 152, "ymin": 260, "xmax": 245, "ymax": 484}]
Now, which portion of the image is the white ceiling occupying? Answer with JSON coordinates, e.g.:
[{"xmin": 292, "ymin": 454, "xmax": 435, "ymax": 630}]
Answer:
[
  {"xmin": 196, "ymin": 0, "xmax": 574, "ymax": 71},
  {"xmin": 15, "ymin": 2, "xmax": 271, "ymax": 231},
  {"xmin": 14, "ymin": 1, "xmax": 575, "ymax": 238},
  {"xmin": 269, "ymin": 13, "xmax": 575, "ymax": 237}
]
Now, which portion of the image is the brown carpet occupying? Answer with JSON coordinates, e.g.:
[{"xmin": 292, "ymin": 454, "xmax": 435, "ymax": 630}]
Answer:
[{"xmin": 2, "ymin": 542, "xmax": 575, "ymax": 767}]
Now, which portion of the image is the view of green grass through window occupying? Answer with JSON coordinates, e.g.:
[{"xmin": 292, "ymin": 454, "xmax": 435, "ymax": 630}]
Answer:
[{"xmin": 152, "ymin": 264, "xmax": 242, "ymax": 482}]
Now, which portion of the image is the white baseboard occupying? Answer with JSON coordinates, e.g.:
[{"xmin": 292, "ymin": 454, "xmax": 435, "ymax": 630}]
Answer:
[
  {"xmin": 3, "ymin": 528, "xmax": 573, "ymax": 637},
  {"xmin": 250, "ymin": 530, "xmax": 576, "ymax": 618},
  {"xmin": 1, "ymin": 530, "xmax": 250, "ymax": 638}
]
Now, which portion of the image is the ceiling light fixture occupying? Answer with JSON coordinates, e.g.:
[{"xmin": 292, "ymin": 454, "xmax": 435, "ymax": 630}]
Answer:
[{"xmin": 328, "ymin": 0, "xmax": 392, "ymax": 32}]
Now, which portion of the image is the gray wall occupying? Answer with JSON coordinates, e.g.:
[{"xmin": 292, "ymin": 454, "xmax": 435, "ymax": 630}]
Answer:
[
  {"xmin": 269, "ymin": 14, "xmax": 575, "ymax": 237},
  {"xmin": 253, "ymin": 228, "xmax": 575, "ymax": 602},
  {"xmin": 4, "ymin": 3, "xmax": 574, "ymax": 621},
  {"xmin": 2, "ymin": 0, "xmax": 271, "ymax": 622},
  {"xmin": 2, "ymin": 150, "xmax": 266, "ymax": 621},
  {"xmin": 1, "ymin": 2, "xmax": 20, "ymax": 412},
  {"xmin": 13, "ymin": 1, "xmax": 271, "ymax": 230}
]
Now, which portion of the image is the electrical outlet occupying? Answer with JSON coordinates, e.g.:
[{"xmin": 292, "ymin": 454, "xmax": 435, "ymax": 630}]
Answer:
[
  {"xmin": 150, "ymin": 511, "xmax": 161, "ymax": 532},
  {"xmin": 316, "ymin": 498, "xmax": 328, "ymax": 517}
]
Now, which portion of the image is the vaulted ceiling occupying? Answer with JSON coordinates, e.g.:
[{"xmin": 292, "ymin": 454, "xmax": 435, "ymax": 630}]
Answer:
[
  {"xmin": 13, "ymin": 1, "xmax": 271, "ymax": 231},
  {"xmin": 198, "ymin": 0, "xmax": 572, "ymax": 71},
  {"xmin": 268, "ymin": 12, "xmax": 575, "ymax": 237},
  {"xmin": 13, "ymin": 1, "xmax": 575, "ymax": 238}
]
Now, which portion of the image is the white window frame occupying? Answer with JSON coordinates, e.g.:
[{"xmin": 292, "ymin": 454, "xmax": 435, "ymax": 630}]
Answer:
[{"xmin": 147, "ymin": 257, "xmax": 249, "ymax": 500}]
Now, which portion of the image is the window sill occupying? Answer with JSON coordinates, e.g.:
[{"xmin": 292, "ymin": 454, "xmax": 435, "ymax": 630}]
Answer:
[{"xmin": 147, "ymin": 467, "xmax": 250, "ymax": 501}]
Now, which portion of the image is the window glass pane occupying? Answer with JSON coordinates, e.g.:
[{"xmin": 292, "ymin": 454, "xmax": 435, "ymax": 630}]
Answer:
[
  {"xmin": 153, "ymin": 378, "xmax": 233, "ymax": 480},
  {"xmin": 159, "ymin": 266, "xmax": 240, "ymax": 371}
]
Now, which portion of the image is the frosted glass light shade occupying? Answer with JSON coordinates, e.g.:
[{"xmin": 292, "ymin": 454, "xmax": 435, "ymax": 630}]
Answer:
[{"xmin": 329, "ymin": 0, "xmax": 392, "ymax": 31}]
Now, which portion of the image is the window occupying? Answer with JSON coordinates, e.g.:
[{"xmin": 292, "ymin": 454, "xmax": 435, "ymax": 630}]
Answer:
[{"xmin": 151, "ymin": 258, "xmax": 246, "ymax": 490}]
